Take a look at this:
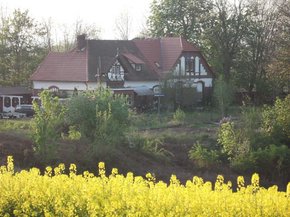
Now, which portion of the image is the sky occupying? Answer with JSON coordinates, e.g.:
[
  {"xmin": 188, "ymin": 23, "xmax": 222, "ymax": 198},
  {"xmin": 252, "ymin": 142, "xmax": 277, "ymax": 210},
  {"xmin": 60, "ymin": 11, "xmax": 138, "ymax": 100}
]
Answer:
[{"xmin": 0, "ymin": 0, "xmax": 153, "ymax": 39}]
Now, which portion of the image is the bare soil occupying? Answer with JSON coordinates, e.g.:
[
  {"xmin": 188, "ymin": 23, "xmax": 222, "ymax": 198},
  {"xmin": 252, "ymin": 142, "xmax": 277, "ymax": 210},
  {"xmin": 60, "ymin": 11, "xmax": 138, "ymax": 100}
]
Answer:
[{"xmin": 0, "ymin": 125, "xmax": 239, "ymax": 186}]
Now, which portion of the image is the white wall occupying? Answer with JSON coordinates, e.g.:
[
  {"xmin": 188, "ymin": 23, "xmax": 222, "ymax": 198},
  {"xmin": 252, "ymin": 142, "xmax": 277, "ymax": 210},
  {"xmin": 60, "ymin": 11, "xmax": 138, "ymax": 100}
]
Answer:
[
  {"xmin": 194, "ymin": 78, "xmax": 212, "ymax": 87},
  {"xmin": 33, "ymin": 81, "xmax": 105, "ymax": 91}
]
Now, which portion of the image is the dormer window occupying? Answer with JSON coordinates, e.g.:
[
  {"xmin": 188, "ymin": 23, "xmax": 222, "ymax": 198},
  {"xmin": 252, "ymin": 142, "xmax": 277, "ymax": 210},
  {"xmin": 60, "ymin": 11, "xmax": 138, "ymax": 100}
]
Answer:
[{"xmin": 135, "ymin": 64, "xmax": 142, "ymax": 71}]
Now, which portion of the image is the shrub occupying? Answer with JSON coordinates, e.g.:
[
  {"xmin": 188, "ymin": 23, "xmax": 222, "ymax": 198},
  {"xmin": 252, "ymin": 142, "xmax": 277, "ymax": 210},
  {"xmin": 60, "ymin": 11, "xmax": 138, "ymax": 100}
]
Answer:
[
  {"xmin": 65, "ymin": 94, "xmax": 97, "ymax": 139},
  {"xmin": 173, "ymin": 107, "xmax": 186, "ymax": 125},
  {"xmin": 217, "ymin": 122, "xmax": 250, "ymax": 160},
  {"xmin": 31, "ymin": 90, "xmax": 66, "ymax": 163},
  {"xmin": 66, "ymin": 88, "xmax": 131, "ymax": 158},
  {"xmin": 127, "ymin": 131, "xmax": 173, "ymax": 160},
  {"xmin": 188, "ymin": 142, "xmax": 220, "ymax": 169},
  {"xmin": 251, "ymin": 145, "xmax": 290, "ymax": 180},
  {"xmin": 262, "ymin": 95, "xmax": 290, "ymax": 145}
]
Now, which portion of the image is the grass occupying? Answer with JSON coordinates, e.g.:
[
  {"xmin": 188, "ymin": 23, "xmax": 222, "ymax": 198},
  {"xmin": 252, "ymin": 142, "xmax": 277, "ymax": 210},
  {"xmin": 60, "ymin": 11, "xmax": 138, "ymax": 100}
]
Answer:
[
  {"xmin": 0, "ymin": 119, "xmax": 31, "ymax": 131},
  {"xmin": 0, "ymin": 119, "xmax": 32, "ymax": 140}
]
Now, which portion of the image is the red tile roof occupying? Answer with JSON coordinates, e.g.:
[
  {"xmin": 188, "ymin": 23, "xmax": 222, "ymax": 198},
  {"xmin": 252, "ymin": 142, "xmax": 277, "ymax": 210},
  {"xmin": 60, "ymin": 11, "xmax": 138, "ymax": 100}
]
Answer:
[
  {"xmin": 31, "ymin": 50, "xmax": 87, "ymax": 81},
  {"xmin": 133, "ymin": 38, "xmax": 162, "ymax": 73},
  {"xmin": 133, "ymin": 37, "xmax": 200, "ymax": 73},
  {"xmin": 31, "ymin": 37, "xmax": 209, "ymax": 83},
  {"xmin": 122, "ymin": 53, "xmax": 145, "ymax": 64}
]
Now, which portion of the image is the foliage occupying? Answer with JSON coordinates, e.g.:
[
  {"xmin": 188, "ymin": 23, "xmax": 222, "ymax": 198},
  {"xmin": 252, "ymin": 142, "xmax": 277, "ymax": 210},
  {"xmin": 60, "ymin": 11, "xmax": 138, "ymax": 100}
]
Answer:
[
  {"xmin": 217, "ymin": 121, "xmax": 250, "ymax": 160},
  {"xmin": 218, "ymin": 96, "xmax": 290, "ymax": 178},
  {"xmin": 266, "ymin": 0, "xmax": 290, "ymax": 96},
  {"xmin": 188, "ymin": 142, "xmax": 220, "ymax": 169},
  {"xmin": 66, "ymin": 88, "xmax": 131, "ymax": 157},
  {"xmin": 251, "ymin": 145, "xmax": 290, "ymax": 179},
  {"xmin": 31, "ymin": 91, "xmax": 66, "ymax": 163},
  {"xmin": 203, "ymin": 0, "xmax": 250, "ymax": 81},
  {"xmin": 0, "ymin": 119, "xmax": 31, "ymax": 132},
  {"xmin": 127, "ymin": 131, "xmax": 173, "ymax": 160},
  {"xmin": 0, "ymin": 157, "xmax": 290, "ymax": 216},
  {"xmin": 173, "ymin": 107, "xmax": 186, "ymax": 125},
  {"xmin": 234, "ymin": 0, "xmax": 280, "ymax": 102},
  {"xmin": 65, "ymin": 94, "xmax": 97, "ymax": 139},
  {"xmin": 148, "ymin": 0, "xmax": 212, "ymax": 45},
  {"xmin": 0, "ymin": 9, "xmax": 47, "ymax": 86},
  {"xmin": 213, "ymin": 75, "xmax": 235, "ymax": 117},
  {"xmin": 261, "ymin": 95, "xmax": 290, "ymax": 144},
  {"xmin": 148, "ymin": 0, "xmax": 288, "ymax": 102},
  {"xmin": 61, "ymin": 126, "xmax": 82, "ymax": 141}
]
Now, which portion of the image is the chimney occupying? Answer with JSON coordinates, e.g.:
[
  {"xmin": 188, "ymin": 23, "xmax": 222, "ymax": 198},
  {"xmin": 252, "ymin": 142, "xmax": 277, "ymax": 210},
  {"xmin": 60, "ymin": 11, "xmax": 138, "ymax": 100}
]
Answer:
[{"xmin": 77, "ymin": 34, "xmax": 86, "ymax": 51}]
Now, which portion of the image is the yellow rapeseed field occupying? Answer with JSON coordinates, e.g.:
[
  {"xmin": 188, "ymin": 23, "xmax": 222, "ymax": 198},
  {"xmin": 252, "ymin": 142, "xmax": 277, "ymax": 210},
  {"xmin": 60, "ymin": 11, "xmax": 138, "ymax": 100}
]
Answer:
[{"xmin": 0, "ymin": 156, "xmax": 289, "ymax": 216}]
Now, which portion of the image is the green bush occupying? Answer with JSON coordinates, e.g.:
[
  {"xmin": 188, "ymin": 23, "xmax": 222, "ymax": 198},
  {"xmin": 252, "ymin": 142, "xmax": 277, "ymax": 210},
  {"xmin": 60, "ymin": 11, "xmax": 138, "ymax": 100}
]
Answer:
[
  {"xmin": 31, "ymin": 90, "xmax": 66, "ymax": 163},
  {"xmin": 65, "ymin": 94, "xmax": 96, "ymax": 139},
  {"xmin": 251, "ymin": 145, "xmax": 290, "ymax": 179},
  {"xmin": 216, "ymin": 96, "xmax": 290, "ymax": 180},
  {"xmin": 66, "ymin": 88, "xmax": 131, "ymax": 158},
  {"xmin": 231, "ymin": 145, "xmax": 290, "ymax": 180},
  {"xmin": 262, "ymin": 95, "xmax": 290, "ymax": 145},
  {"xmin": 188, "ymin": 142, "xmax": 220, "ymax": 169},
  {"xmin": 217, "ymin": 122, "xmax": 250, "ymax": 160},
  {"xmin": 173, "ymin": 107, "xmax": 186, "ymax": 125},
  {"xmin": 127, "ymin": 131, "xmax": 173, "ymax": 160}
]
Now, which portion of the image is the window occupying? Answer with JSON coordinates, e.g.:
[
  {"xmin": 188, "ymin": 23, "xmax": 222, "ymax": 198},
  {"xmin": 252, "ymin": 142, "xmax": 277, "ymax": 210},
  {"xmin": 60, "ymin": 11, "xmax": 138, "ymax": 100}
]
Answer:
[
  {"xmin": 108, "ymin": 61, "xmax": 124, "ymax": 81},
  {"xmin": 12, "ymin": 97, "xmax": 19, "ymax": 107},
  {"xmin": 48, "ymin": 86, "xmax": 59, "ymax": 93},
  {"xmin": 4, "ymin": 97, "xmax": 11, "ymax": 107},
  {"xmin": 135, "ymin": 64, "xmax": 142, "ymax": 71},
  {"xmin": 185, "ymin": 57, "xmax": 195, "ymax": 75}
]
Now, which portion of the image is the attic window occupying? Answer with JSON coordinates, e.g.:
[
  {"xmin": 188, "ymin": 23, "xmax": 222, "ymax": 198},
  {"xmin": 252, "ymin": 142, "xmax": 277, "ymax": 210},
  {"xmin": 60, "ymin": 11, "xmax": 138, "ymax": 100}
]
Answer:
[
  {"xmin": 185, "ymin": 57, "xmax": 195, "ymax": 75},
  {"xmin": 135, "ymin": 64, "xmax": 142, "ymax": 71},
  {"xmin": 48, "ymin": 86, "xmax": 59, "ymax": 93}
]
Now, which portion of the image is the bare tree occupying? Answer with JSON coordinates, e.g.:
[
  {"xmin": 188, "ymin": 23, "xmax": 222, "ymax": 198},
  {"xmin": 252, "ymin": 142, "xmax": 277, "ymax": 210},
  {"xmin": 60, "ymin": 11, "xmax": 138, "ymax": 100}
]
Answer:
[
  {"xmin": 42, "ymin": 18, "xmax": 53, "ymax": 51},
  {"xmin": 114, "ymin": 11, "xmax": 132, "ymax": 40},
  {"xmin": 41, "ymin": 18, "xmax": 101, "ymax": 52}
]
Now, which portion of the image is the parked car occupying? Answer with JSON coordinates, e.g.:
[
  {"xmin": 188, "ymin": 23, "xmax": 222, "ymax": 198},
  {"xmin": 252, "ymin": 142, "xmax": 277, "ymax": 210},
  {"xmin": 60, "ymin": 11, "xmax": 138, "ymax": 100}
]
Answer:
[{"xmin": 14, "ymin": 104, "xmax": 34, "ymax": 117}]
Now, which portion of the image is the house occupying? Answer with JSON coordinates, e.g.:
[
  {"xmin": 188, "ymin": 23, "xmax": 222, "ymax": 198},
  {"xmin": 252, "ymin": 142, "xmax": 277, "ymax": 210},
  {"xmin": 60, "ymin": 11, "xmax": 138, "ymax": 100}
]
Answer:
[
  {"xmin": 31, "ymin": 35, "xmax": 214, "ymax": 109},
  {"xmin": 0, "ymin": 86, "xmax": 32, "ymax": 113}
]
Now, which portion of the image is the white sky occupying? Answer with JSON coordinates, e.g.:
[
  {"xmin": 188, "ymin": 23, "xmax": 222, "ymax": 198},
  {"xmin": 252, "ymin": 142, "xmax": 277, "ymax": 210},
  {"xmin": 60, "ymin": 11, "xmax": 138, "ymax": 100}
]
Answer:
[{"xmin": 0, "ymin": 0, "xmax": 153, "ymax": 39}]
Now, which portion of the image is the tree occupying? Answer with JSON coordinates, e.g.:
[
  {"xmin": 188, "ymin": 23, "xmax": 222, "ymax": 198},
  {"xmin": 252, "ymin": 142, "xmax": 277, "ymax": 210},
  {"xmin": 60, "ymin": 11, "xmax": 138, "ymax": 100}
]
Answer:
[
  {"xmin": 41, "ymin": 18, "xmax": 101, "ymax": 52},
  {"xmin": 203, "ymin": 0, "xmax": 250, "ymax": 82},
  {"xmin": 114, "ymin": 11, "xmax": 132, "ymax": 40},
  {"xmin": 0, "ymin": 9, "xmax": 46, "ymax": 86},
  {"xmin": 213, "ymin": 75, "xmax": 234, "ymax": 117},
  {"xmin": 267, "ymin": 0, "xmax": 290, "ymax": 96},
  {"xmin": 235, "ymin": 0, "xmax": 281, "ymax": 101},
  {"xmin": 32, "ymin": 90, "xmax": 66, "ymax": 163},
  {"xmin": 148, "ymin": 0, "xmax": 212, "ymax": 45}
]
